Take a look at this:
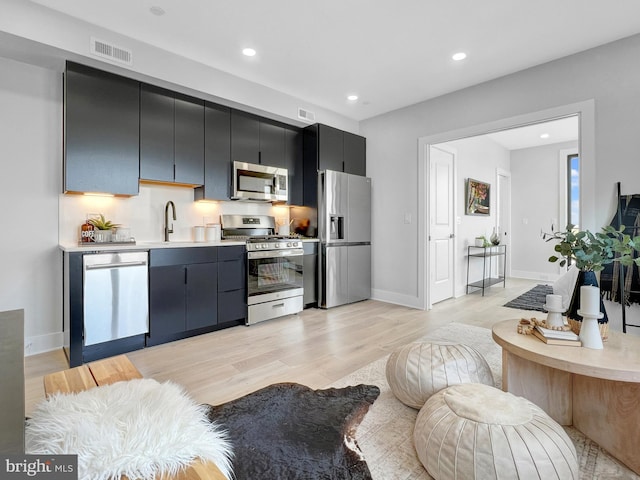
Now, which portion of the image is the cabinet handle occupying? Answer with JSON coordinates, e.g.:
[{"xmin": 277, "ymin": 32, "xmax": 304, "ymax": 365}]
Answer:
[
  {"xmin": 272, "ymin": 303, "xmax": 285, "ymax": 308},
  {"xmin": 184, "ymin": 267, "xmax": 187, "ymax": 284}
]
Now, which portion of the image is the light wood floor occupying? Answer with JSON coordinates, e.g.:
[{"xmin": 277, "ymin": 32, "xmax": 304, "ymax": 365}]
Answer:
[{"xmin": 25, "ymin": 278, "xmax": 543, "ymax": 416}]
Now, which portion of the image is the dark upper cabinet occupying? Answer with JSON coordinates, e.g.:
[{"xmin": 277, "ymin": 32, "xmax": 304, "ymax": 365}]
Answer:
[
  {"xmin": 174, "ymin": 93, "xmax": 206, "ymax": 185},
  {"xmin": 140, "ymin": 84, "xmax": 174, "ymax": 182},
  {"xmin": 343, "ymin": 132, "xmax": 366, "ymax": 176},
  {"xmin": 231, "ymin": 109, "xmax": 287, "ymax": 168},
  {"xmin": 285, "ymin": 127, "xmax": 304, "ymax": 206},
  {"xmin": 259, "ymin": 121, "xmax": 286, "ymax": 168},
  {"xmin": 317, "ymin": 124, "xmax": 344, "ymax": 172},
  {"xmin": 140, "ymin": 84, "xmax": 204, "ymax": 185},
  {"xmin": 195, "ymin": 103, "xmax": 232, "ymax": 201},
  {"xmin": 231, "ymin": 110, "xmax": 260, "ymax": 164},
  {"xmin": 64, "ymin": 62, "xmax": 140, "ymax": 195},
  {"xmin": 303, "ymin": 123, "xmax": 366, "ymax": 207}
]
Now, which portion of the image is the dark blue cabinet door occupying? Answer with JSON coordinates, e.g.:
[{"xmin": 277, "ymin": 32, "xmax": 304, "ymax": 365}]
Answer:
[
  {"xmin": 140, "ymin": 84, "xmax": 175, "ymax": 182},
  {"xmin": 186, "ymin": 263, "xmax": 218, "ymax": 330},
  {"xmin": 64, "ymin": 62, "xmax": 139, "ymax": 195},
  {"xmin": 195, "ymin": 103, "xmax": 231, "ymax": 201},
  {"xmin": 174, "ymin": 93, "xmax": 205, "ymax": 185},
  {"xmin": 149, "ymin": 265, "xmax": 186, "ymax": 337}
]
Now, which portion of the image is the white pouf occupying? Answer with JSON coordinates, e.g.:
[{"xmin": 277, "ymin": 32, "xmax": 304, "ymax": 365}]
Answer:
[
  {"xmin": 385, "ymin": 342, "xmax": 494, "ymax": 409},
  {"xmin": 414, "ymin": 383, "xmax": 578, "ymax": 480}
]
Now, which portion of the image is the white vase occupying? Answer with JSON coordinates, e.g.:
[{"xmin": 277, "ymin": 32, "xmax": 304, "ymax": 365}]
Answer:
[{"xmin": 578, "ymin": 314, "xmax": 604, "ymax": 349}]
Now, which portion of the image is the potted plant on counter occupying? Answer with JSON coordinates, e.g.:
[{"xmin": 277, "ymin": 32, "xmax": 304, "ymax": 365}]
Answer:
[{"xmin": 89, "ymin": 214, "xmax": 119, "ymax": 243}]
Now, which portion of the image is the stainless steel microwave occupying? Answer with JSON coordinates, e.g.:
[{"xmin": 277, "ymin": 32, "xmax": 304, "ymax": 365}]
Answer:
[{"xmin": 232, "ymin": 161, "xmax": 288, "ymax": 202}]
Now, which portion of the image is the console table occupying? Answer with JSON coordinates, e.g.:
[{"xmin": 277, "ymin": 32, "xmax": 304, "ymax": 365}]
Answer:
[
  {"xmin": 492, "ymin": 319, "xmax": 640, "ymax": 475},
  {"xmin": 466, "ymin": 245, "xmax": 506, "ymax": 295}
]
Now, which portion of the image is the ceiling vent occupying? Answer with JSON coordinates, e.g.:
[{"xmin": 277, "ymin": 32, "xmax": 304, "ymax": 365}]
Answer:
[
  {"xmin": 90, "ymin": 37, "xmax": 133, "ymax": 66},
  {"xmin": 297, "ymin": 107, "xmax": 316, "ymax": 123}
]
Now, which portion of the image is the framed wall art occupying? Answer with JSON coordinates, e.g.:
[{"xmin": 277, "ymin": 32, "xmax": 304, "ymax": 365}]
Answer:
[{"xmin": 466, "ymin": 178, "xmax": 490, "ymax": 215}]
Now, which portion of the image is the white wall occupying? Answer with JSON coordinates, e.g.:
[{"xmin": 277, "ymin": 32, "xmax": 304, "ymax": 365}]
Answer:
[
  {"xmin": 0, "ymin": 0, "xmax": 359, "ymax": 134},
  {"xmin": 59, "ymin": 185, "xmax": 291, "ymax": 245},
  {"xmin": 362, "ymin": 33, "xmax": 640, "ymax": 309},
  {"xmin": 510, "ymin": 141, "xmax": 578, "ymax": 281},
  {"xmin": 437, "ymin": 137, "xmax": 511, "ymax": 297},
  {"xmin": 0, "ymin": 56, "xmax": 62, "ymax": 354}
]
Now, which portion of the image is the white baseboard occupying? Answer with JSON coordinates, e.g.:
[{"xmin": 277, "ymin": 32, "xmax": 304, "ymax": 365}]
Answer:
[
  {"xmin": 25, "ymin": 331, "xmax": 63, "ymax": 356},
  {"xmin": 371, "ymin": 289, "xmax": 423, "ymax": 309},
  {"xmin": 510, "ymin": 270, "xmax": 560, "ymax": 283}
]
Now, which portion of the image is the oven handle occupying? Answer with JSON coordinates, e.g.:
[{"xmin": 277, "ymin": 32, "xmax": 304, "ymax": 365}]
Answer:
[{"xmin": 247, "ymin": 248, "xmax": 304, "ymax": 259}]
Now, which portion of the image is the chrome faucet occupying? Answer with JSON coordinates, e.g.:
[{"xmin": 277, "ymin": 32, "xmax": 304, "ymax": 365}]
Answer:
[{"xmin": 164, "ymin": 201, "xmax": 176, "ymax": 242}]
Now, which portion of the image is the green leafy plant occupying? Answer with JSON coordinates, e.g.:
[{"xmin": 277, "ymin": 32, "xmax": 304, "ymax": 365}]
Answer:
[
  {"xmin": 543, "ymin": 224, "xmax": 640, "ymax": 271},
  {"xmin": 88, "ymin": 214, "xmax": 119, "ymax": 231},
  {"xmin": 476, "ymin": 235, "xmax": 491, "ymax": 248}
]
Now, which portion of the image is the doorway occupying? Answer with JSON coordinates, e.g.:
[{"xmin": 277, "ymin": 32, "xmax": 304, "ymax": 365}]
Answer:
[{"xmin": 418, "ymin": 100, "xmax": 594, "ymax": 310}]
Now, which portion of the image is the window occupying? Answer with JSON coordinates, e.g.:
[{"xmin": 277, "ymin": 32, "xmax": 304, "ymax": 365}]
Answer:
[{"xmin": 567, "ymin": 154, "xmax": 580, "ymax": 229}]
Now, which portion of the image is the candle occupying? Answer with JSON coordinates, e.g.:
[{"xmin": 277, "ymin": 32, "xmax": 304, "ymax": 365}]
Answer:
[
  {"xmin": 580, "ymin": 285, "xmax": 600, "ymax": 315},
  {"xmin": 545, "ymin": 294, "xmax": 563, "ymax": 311}
]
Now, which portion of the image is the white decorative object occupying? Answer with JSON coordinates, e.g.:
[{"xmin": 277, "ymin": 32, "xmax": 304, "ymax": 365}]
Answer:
[
  {"xmin": 25, "ymin": 379, "xmax": 233, "ymax": 480},
  {"xmin": 577, "ymin": 285, "xmax": 604, "ymax": 349},
  {"xmin": 414, "ymin": 383, "xmax": 578, "ymax": 480},
  {"xmin": 577, "ymin": 311, "xmax": 604, "ymax": 349},
  {"xmin": 580, "ymin": 285, "xmax": 600, "ymax": 315},
  {"xmin": 385, "ymin": 342, "xmax": 494, "ymax": 409},
  {"xmin": 544, "ymin": 294, "xmax": 565, "ymax": 328}
]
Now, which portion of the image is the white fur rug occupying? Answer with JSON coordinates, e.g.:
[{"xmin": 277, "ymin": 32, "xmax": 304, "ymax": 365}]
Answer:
[{"xmin": 26, "ymin": 378, "xmax": 233, "ymax": 480}]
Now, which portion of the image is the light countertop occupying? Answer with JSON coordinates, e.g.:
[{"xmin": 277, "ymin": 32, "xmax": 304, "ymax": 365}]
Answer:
[{"xmin": 59, "ymin": 237, "xmax": 318, "ymax": 253}]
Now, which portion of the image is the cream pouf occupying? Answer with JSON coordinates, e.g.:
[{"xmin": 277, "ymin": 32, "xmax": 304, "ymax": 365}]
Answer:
[
  {"xmin": 385, "ymin": 342, "xmax": 494, "ymax": 409},
  {"xmin": 414, "ymin": 383, "xmax": 578, "ymax": 480}
]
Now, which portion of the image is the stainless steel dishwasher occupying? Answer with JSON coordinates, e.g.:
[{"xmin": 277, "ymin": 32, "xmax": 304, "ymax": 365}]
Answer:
[{"xmin": 83, "ymin": 251, "xmax": 149, "ymax": 346}]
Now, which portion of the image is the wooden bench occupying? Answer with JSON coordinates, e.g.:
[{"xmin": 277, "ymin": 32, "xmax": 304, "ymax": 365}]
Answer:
[{"xmin": 43, "ymin": 355, "xmax": 228, "ymax": 480}]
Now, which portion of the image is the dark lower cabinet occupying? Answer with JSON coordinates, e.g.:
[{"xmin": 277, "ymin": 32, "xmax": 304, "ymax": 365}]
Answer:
[
  {"xmin": 147, "ymin": 247, "xmax": 218, "ymax": 346},
  {"xmin": 185, "ymin": 263, "xmax": 218, "ymax": 330},
  {"xmin": 217, "ymin": 246, "xmax": 247, "ymax": 324},
  {"xmin": 147, "ymin": 246, "xmax": 245, "ymax": 346}
]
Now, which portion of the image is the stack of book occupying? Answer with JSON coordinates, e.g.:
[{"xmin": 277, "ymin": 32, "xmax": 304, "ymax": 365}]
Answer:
[{"xmin": 533, "ymin": 325, "xmax": 581, "ymax": 346}]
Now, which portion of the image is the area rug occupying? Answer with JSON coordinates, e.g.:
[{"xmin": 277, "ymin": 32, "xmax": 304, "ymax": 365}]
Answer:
[
  {"xmin": 206, "ymin": 382, "xmax": 380, "ymax": 480},
  {"xmin": 331, "ymin": 322, "xmax": 639, "ymax": 480},
  {"xmin": 503, "ymin": 283, "xmax": 553, "ymax": 312}
]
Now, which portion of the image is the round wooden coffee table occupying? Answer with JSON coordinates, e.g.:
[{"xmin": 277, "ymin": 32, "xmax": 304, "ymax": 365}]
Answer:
[{"xmin": 492, "ymin": 319, "xmax": 640, "ymax": 475}]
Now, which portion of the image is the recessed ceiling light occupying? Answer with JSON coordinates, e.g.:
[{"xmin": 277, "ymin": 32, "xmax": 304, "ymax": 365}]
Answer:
[
  {"xmin": 149, "ymin": 6, "xmax": 165, "ymax": 16},
  {"xmin": 540, "ymin": 133, "xmax": 550, "ymax": 139},
  {"xmin": 347, "ymin": 94, "xmax": 358, "ymax": 101},
  {"xmin": 242, "ymin": 48, "xmax": 256, "ymax": 57},
  {"xmin": 452, "ymin": 52, "xmax": 467, "ymax": 61}
]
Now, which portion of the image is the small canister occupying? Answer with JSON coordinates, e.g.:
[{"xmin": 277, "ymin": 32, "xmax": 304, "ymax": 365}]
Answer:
[
  {"xmin": 206, "ymin": 224, "xmax": 221, "ymax": 242},
  {"xmin": 194, "ymin": 226, "xmax": 205, "ymax": 242}
]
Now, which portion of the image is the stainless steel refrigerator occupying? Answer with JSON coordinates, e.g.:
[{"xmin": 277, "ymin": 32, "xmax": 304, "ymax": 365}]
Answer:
[{"xmin": 318, "ymin": 170, "xmax": 371, "ymax": 308}]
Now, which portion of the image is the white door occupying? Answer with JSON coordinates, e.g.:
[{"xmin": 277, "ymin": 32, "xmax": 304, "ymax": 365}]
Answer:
[
  {"xmin": 429, "ymin": 146, "xmax": 455, "ymax": 304},
  {"xmin": 497, "ymin": 169, "xmax": 511, "ymax": 277}
]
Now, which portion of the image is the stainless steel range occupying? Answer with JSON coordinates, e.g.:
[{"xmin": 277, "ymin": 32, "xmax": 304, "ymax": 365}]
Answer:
[{"xmin": 221, "ymin": 215, "xmax": 304, "ymax": 325}]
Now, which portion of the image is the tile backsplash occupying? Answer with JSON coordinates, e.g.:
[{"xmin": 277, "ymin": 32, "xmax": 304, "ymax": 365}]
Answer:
[{"xmin": 59, "ymin": 183, "xmax": 290, "ymax": 245}]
